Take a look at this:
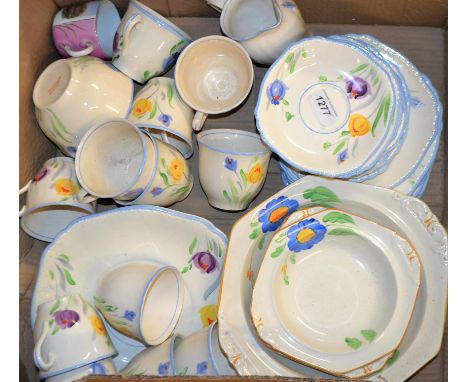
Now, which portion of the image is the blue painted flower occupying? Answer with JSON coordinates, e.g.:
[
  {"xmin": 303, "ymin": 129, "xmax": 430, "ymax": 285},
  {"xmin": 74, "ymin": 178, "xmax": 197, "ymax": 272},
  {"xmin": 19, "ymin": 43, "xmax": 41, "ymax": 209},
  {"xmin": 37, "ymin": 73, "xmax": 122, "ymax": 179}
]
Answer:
[
  {"xmin": 123, "ymin": 310, "xmax": 136, "ymax": 321},
  {"xmin": 267, "ymin": 80, "xmax": 288, "ymax": 105},
  {"xmin": 158, "ymin": 113, "xmax": 172, "ymax": 127},
  {"xmin": 151, "ymin": 186, "xmax": 164, "ymax": 197},
  {"xmin": 258, "ymin": 196, "xmax": 299, "ymax": 233},
  {"xmin": 196, "ymin": 361, "xmax": 208, "ymax": 375},
  {"xmin": 410, "ymin": 96, "xmax": 424, "ymax": 108},
  {"xmin": 90, "ymin": 361, "xmax": 108, "ymax": 375},
  {"xmin": 287, "ymin": 218, "xmax": 327, "ymax": 252},
  {"xmin": 338, "ymin": 149, "xmax": 348, "ymax": 163},
  {"xmin": 158, "ymin": 361, "xmax": 170, "ymax": 376},
  {"xmin": 162, "ymin": 51, "xmax": 181, "ymax": 72},
  {"xmin": 224, "ymin": 157, "xmax": 238, "ymax": 172},
  {"xmin": 121, "ymin": 187, "xmax": 144, "ymax": 200},
  {"xmin": 281, "ymin": 1, "xmax": 296, "ymax": 8},
  {"xmin": 67, "ymin": 146, "xmax": 77, "ymax": 155}
]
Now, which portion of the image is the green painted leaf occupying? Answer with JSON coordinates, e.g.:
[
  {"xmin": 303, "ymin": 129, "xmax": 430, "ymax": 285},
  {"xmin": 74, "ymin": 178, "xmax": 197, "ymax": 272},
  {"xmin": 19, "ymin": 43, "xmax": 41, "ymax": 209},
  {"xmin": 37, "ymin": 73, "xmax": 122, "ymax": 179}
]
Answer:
[
  {"xmin": 250, "ymin": 220, "xmax": 260, "ymax": 227},
  {"xmin": 271, "ymin": 244, "xmax": 286, "ymax": 258},
  {"xmin": 160, "ymin": 172, "xmax": 170, "ymax": 186},
  {"xmin": 48, "ymin": 270, "xmax": 55, "ymax": 280},
  {"xmin": 282, "ymin": 99, "xmax": 289, "ymax": 106},
  {"xmin": 350, "ymin": 63, "xmax": 369, "ymax": 73},
  {"xmin": 283, "ymin": 275, "xmax": 289, "ymax": 286},
  {"xmin": 409, "ymin": 179, "xmax": 415, "ymax": 186},
  {"xmin": 49, "ymin": 113, "xmax": 72, "ymax": 143},
  {"xmin": 48, "ymin": 109, "xmax": 71, "ymax": 134},
  {"xmin": 149, "ymin": 103, "xmax": 157, "ymax": 119},
  {"xmin": 188, "ymin": 262, "xmax": 192, "ymax": 270},
  {"xmin": 169, "ymin": 43, "xmax": 178, "ymax": 55},
  {"xmin": 318, "ymin": 75, "xmax": 327, "ymax": 82},
  {"xmin": 275, "ymin": 232, "xmax": 287, "ymax": 242},
  {"xmin": 361, "ymin": 329, "xmax": 377, "ymax": 342},
  {"xmin": 223, "ymin": 190, "xmax": 232, "ymax": 203},
  {"xmin": 63, "ymin": 269, "xmax": 76, "ymax": 285},
  {"xmin": 240, "ymin": 169, "xmax": 248, "ymax": 186},
  {"xmin": 372, "ymin": 75, "xmax": 379, "ymax": 87},
  {"xmin": 48, "ymin": 319, "xmax": 54, "ymax": 328},
  {"xmin": 385, "ymin": 349, "xmax": 400, "ymax": 367},
  {"xmin": 289, "ymin": 61, "xmax": 296, "ymax": 74},
  {"xmin": 181, "ymin": 266, "xmax": 189, "ymax": 274},
  {"xmin": 58, "ymin": 254, "xmax": 70, "ymax": 262},
  {"xmin": 230, "ymin": 183, "xmax": 240, "ymax": 203},
  {"xmin": 285, "ymin": 53, "xmax": 294, "ymax": 64},
  {"xmin": 345, "ymin": 337, "xmax": 362, "ymax": 349},
  {"xmin": 208, "ymin": 240, "xmax": 213, "ymax": 251},
  {"xmin": 333, "ymin": 140, "xmax": 347, "ymax": 155},
  {"xmin": 179, "ymin": 366, "xmax": 189, "ymax": 376},
  {"xmin": 258, "ymin": 234, "xmax": 266, "ymax": 250},
  {"xmin": 371, "ymin": 98, "xmax": 386, "ymax": 136},
  {"xmin": 51, "ymin": 326, "xmax": 60, "ymax": 335},
  {"xmin": 323, "ymin": 211, "xmax": 356, "ymax": 225},
  {"xmin": 383, "ymin": 94, "xmax": 391, "ymax": 124},
  {"xmin": 337, "ymin": 75, "xmax": 343, "ymax": 80},
  {"xmin": 93, "ymin": 296, "xmax": 105, "ymax": 304},
  {"xmin": 217, "ymin": 243, "xmax": 222, "ymax": 258},
  {"xmin": 301, "ymin": 49, "xmax": 307, "ymax": 58},
  {"xmin": 189, "ymin": 237, "xmax": 198, "ymax": 255},
  {"xmin": 285, "ymin": 112, "xmax": 294, "ymax": 121},
  {"xmin": 161, "ymin": 157, "xmax": 166, "ymax": 168},
  {"xmin": 49, "ymin": 299, "xmax": 61, "ymax": 315},
  {"xmin": 240, "ymin": 192, "xmax": 252, "ymax": 207},
  {"xmin": 290, "ymin": 253, "xmax": 296, "ymax": 264},
  {"xmin": 143, "ymin": 70, "xmax": 151, "ymax": 80},
  {"xmin": 249, "ymin": 227, "xmax": 261, "ymax": 240},
  {"xmin": 323, "ymin": 142, "xmax": 332, "ymax": 150},
  {"xmin": 341, "ymin": 130, "xmax": 350, "ymax": 136},
  {"xmin": 113, "ymin": 319, "xmax": 132, "ymax": 327},
  {"xmin": 328, "ymin": 228, "xmax": 358, "ymax": 236},
  {"xmin": 303, "ymin": 186, "xmax": 340, "ymax": 207},
  {"xmin": 104, "ymin": 305, "xmax": 118, "ymax": 312},
  {"xmin": 176, "ymin": 40, "xmax": 187, "ymax": 48}
]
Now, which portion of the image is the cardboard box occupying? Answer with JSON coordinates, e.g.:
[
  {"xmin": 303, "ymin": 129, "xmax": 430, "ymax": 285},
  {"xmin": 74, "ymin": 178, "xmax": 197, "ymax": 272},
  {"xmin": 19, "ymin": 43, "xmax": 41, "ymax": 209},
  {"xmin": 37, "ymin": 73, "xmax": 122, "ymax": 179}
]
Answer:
[{"xmin": 19, "ymin": 1, "xmax": 447, "ymax": 381}]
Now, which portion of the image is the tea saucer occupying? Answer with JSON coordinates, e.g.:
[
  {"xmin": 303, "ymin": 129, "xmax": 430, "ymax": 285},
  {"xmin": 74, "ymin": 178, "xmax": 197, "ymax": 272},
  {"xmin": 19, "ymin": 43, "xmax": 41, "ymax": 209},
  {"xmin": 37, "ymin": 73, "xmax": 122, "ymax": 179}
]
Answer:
[{"xmin": 31, "ymin": 206, "xmax": 227, "ymax": 371}]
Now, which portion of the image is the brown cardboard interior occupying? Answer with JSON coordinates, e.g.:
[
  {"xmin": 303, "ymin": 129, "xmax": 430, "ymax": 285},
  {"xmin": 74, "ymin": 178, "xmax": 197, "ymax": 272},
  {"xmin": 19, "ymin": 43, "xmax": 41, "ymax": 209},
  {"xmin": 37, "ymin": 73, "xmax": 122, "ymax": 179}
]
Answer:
[{"xmin": 19, "ymin": 1, "xmax": 447, "ymax": 381}]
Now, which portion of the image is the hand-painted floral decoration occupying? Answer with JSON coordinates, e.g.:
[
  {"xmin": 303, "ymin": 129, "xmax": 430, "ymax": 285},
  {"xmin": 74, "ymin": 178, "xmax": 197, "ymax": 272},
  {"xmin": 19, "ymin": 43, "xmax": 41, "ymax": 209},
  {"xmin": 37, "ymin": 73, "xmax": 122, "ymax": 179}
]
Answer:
[
  {"xmin": 34, "ymin": 168, "xmax": 48, "ymax": 182},
  {"xmin": 410, "ymin": 96, "xmax": 424, "ymax": 108},
  {"xmin": 281, "ymin": 1, "xmax": 296, "ymax": 8},
  {"xmin": 248, "ymin": 163, "xmax": 263, "ymax": 183},
  {"xmin": 267, "ymin": 80, "xmax": 288, "ymax": 105},
  {"xmin": 338, "ymin": 149, "xmax": 348, "ymax": 164},
  {"xmin": 224, "ymin": 157, "xmax": 238, "ymax": 172},
  {"xmin": 123, "ymin": 310, "xmax": 136, "ymax": 322},
  {"xmin": 258, "ymin": 196, "xmax": 299, "ymax": 233},
  {"xmin": 169, "ymin": 159, "xmax": 185, "ymax": 181},
  {"xmin": 348, "ymin": 114, "xmax": 371, "ymax": 137},
  {"xmin": 158, "ymin": 362, "xmax": 170, "ymax": 376},
  {"xmin": 199, "ymin": 304, "xmax": 218, "ymax": 327},
  {"xmin": 90, "ymin": 361, "xmax": 108, "ymax": 375},
  {"xmin": 54, "ymin": 309, "xmax": 80, "ymax": 329},
  {"xmin": 54, "ymin": 178, "xmax": 79, "ymax": 196},
  {"xmin": 133, "ymin": 98, "xmax": 153, "ymax": 118},
  {"xmin": 151, "ymin": 187, "xmax": 164, "ymax": 197},
  {"xmin": 158, "ymin": 113, "xmax": 172, "ymax": 127},
  {"xmin": 196, "ymin": 361, "xmax": 208, "ymax": 375},
  {"xmin": 287, "ymin": 218, "xmax": 327, "ymax": 252},
  {"xmin": 89, "ymin": 315, "xmax": 107, "ymax": 336},
  {"xmin": 345, "ymin": 77, "xmax": 369, "ymax": 99},
  {"xmin": 191, "ymin": 251, "xmax": 219, "ymax": 274}
]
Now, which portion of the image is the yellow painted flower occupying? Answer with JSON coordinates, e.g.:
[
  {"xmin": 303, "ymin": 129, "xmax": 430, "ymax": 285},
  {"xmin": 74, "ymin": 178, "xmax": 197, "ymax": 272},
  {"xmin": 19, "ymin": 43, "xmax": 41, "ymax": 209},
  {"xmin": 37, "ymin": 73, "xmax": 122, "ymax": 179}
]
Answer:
[
  {"xmin": 132, "ymin": 98, "xmax": 153, "ymax": 118},
  {"xmin": 54, "ymin": 179, "xmax": 79, "ymax": 196},
  {"xmin": 348, "ymin": 114, "xmax": 371, "ymax": 137},
  {"xmin": 199, "ymin": 304, "xmax": 218, "ymax": 327},
  {"xmin": 248, "ymin": 163, "xmax": 263, "ymax": 183},
  {"xmin": 168, "ymin": 159, "xmax": 185, "ymax": 181},
  {"xmin": 89, "ymin": 315, "xmax": 107, "ymax": 336}
]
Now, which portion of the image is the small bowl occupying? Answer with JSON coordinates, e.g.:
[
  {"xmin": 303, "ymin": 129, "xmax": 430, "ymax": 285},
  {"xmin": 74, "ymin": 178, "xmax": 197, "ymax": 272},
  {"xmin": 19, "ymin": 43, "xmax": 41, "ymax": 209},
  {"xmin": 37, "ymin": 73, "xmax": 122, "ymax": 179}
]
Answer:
[{"xmin": 197, "ymin": 129, "xmax": 271, "ymax": 211}]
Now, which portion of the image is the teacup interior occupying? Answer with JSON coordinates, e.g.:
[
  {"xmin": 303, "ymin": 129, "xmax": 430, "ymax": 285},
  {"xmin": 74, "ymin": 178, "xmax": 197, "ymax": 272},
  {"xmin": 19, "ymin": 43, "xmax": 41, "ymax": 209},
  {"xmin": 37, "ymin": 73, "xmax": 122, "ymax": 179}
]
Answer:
[
  {"xmin": 223, "ymin": 0, "xmax": 279, "ymax": 41},
  {"xmin": 33, "ymin": 60, "xmax": 71, "ymax": 109},
  {"xmin": 177, "ymin": 38, "xmax": 253, "ymax": 113},
  {"xmin": 141, "ymin": 268, "xmax": 183, "ymax": 345},
  {"xmin": 198, "ymin": 130, "xmax": 269, "ymax": 155},
  {"xmin": 78, "ymin": 120, "xmax": 146, "ymax": 197},
  {"xmin": 96, "ymin": 0, "xmax": 121, "ymax": 57}
]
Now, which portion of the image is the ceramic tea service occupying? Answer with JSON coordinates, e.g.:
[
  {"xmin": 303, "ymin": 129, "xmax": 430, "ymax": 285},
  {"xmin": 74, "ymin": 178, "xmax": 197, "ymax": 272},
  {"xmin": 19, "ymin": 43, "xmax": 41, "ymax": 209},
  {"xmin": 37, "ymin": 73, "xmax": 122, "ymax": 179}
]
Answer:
[{"xmin": 52, "ymin": 0, "xmax": 120, "ymax": 59}]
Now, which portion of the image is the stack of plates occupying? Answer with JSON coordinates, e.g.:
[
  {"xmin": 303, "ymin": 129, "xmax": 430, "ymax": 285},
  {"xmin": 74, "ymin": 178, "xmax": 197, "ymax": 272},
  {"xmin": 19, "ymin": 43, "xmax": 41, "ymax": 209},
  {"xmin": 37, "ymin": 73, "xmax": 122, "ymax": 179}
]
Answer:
[
  {"xmin": 218, "ymin": 175, "xmax": 447, "ymax": 381},
  {"xmin": 255, "ymin": 34, "xmax": 443, "ymax": 198}
]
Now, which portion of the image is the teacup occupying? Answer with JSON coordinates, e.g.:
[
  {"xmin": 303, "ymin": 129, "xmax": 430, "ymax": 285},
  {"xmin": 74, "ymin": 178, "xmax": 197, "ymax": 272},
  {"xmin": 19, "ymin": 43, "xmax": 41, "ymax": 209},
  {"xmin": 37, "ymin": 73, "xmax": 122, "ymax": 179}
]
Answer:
[
  {"xmin": 171, "ymin": 322, "xmax": 236, "ymax": 376},
  {"xmin": 115, "ymin": 131, "xmax": 193, "ymax": 207},
  {"xmin": 46, "ymin": 357, "xmax": 116, "ymax": 382},
  {"xmin": 33, "ymin": 57, "xmax": 133, "ymax": 157},
  {"xmin": 75, "ymin": 119, "xmax": 156, "ymax": 200},
  {"xmin": 33, "ymin": 294, "xmax": 116, "ymax": 379},
  {"xmin": 52, "ymin": 0, "xmax": 120, "ymax": 59},
  {"xmin": 95, "ymin": 263, "xmax": 184, "ymax": 346},
  {"xmin": 19, "ymin": 157, "xmax": 95, "ymax": 242},
  {"xmin": 112, "ymin": 0, "xmax": 192, "ymax": 83},
  {"xmin": 197, "ymin": 129, "xmax": 271, "ymax": 210},
  {"xmin": 175, "ymin": 35, "xmax": 254, "ymax": 132},
  {"xmin": 121, "ymin": 335, "xmax": 174, "ymax": 376},
  {"xmin": 128, "ymin": 77, "xmax": 195, "ymax": 158}
]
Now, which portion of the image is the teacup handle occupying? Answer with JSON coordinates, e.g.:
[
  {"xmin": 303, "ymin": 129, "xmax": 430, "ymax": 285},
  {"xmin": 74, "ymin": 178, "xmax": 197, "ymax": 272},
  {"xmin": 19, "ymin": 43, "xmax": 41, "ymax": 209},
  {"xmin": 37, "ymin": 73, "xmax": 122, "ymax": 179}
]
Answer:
[
  {"xmin": 33, "ymin": 321, "xmax": 55, "ymax": 371},
  {"xmin": 122, "ymin": 14, "xmax": 142, "ymax": 54},
  {"xmin": 76, "ymin": 188, "xmax": 98, "ymax": 204},
  {"xmin": 63, "ymin": 42, "xmax": 95, "ymax": 57},
  {"xmin": 192, "ymin": 111, "xmax": 208, "ymax": 132},
  {"xmin": 206, "ymin": 0, "xmax": 227, "ymax": 12},
  {"xmin": 19, "ymin": 180, "xmax": 32, "ymax": 218}
]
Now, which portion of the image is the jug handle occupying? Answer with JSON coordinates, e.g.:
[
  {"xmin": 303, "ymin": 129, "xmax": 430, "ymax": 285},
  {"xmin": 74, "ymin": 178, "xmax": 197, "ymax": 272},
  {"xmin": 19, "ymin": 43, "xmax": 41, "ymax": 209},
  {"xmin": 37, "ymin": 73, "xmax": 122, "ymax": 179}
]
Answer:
[
  {"xmin": 19, "ymin": 180, "xmax": 32, "ymax": 218},
  {"xmin": 63, "ymin": 42, "xmax": 95, "ymax": 58},
  {"xmin": 76, "ymin": 188, "xmax": 98, "ymax": 204},
  {"xmin": 33, "ymin": 321, "xmax": 55, "ymax": 371},
  {"xmin": 192, "ymin": 111, "xmax": 208, "ymax": 132},
  {"xmin": 206, "ymin": 0, "xmax": 227, "ymax": 12},
  {"xmin": 122, "ymin": 14, "xmax": 142, "ymax": 54}
]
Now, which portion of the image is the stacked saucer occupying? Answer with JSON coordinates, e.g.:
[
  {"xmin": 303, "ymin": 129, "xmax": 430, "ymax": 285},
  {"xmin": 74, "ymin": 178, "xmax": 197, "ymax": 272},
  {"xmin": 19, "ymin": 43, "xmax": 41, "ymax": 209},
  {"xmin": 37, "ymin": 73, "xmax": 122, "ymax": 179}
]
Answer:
[{"xmin": 255, "ymin": 34, "xmax": 443, "ymax": 198}]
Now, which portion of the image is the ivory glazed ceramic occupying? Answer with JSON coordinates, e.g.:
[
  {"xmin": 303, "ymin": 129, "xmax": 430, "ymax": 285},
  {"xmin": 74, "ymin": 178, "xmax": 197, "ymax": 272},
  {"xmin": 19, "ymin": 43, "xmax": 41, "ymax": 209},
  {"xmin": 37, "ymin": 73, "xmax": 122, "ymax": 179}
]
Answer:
[
  {"xmin": 96, "ymin": 263, "xmax": 183, "ymax": 346},
  {"xmin": 112, "ymin": 0, "xmax": 192, "ymax": 83},
  {"xmin": 217, "ymin": 176, "xmax": 447, "ymax": 382},
  {"xmin": 255, "ymin": 36, "xmax": 399, "ymax": 177},
  {"xmin": 251, "ymin": 208, "xmax": 420, "ymax": 376},
  {"xmin": 175, "ymin": 35, "xmax": 254, "ymax": 132},
  {"xmin": 197, "ymin": 129, "xmax": 271, "ymax": 211},
  {"xmin": 115, "ymin": 131, "xmax": 193, "ymax": 207},
  {"xmin": 52, "ymin": 0, "xmax": 120, "ymax": 59},
  {"xmin": 75, "ymin": 119, "xmax": 156, "ymax": 200},
  {"xmin": 33, "ymin": 57, "xmax": 133, "ymax": 157},
  {"xmin": 19, "ymin": 157, "xmax": 95, "ymax": 242},
  {"xmin": 129, "ymin": 77, "xmax": 195, "ymax": 158},
  {"xmin": 210, "ymin": 0, "xmax": 306, "ymax": 65},
  {"xmin": 31, "ymin": 206, "xmax": 227, "ymax": 371},
  {"xmin": 46, "ymin": 358, "xmax": 116, "ymax": 382},
  {"xmin": 172, "ymin": 322, "xmax": 236, "ymax": 376},
  {"xmin": 33, "ymin": 294, "xmax": 116, "ymax": 379}
]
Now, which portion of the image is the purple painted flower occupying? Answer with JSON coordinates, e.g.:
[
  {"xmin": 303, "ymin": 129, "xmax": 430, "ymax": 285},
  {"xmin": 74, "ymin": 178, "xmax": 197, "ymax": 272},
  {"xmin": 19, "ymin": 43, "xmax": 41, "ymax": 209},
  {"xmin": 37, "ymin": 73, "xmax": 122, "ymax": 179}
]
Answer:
[
  {"xmin": 338, "ymin": 149, "xmax": 348, "ymax": 163},
  {"xmin": 121, "ymin": 187, "xmax": 144, "ymax": 200},
  {"xmin": 54, "ymin": 309, "xmax": 80, "ymax": 329},
  {"xmin": 191, "ymin": 251, "xmax": 219, "ymax": 274},
  {"xmin": 34, "ymin": 168, "xmax": 48, "ymax": 182},
  {"xmin": 158, "ymin": 361, "xmax": 170, "ymax": 376},
  {"xmin": 281, "ymin": 1, "xmax": 296, "ymax": 8},
  {"xmin": 267, "ymin": 80, "xmax": 288, "ymax": 105},
  {"xmin": 90, "ymin": 361, "xmax": 108, "ymax": 375},
  {"xmin": 151, "ymin": 187, "xmax": 164, "ymax": 197},
  {"xmin": 224, "ymin": 157, "xmax": 238, "ymax": 172},
  {"xmin": 123, "ymin": 310, "xmax": 136, "ymax": 321},
  {"xmin": 158, "ymin": 113, "xmax": 172, "ymax": 127},
  {"xmin": 196, "ymin": 361, "xmax": 208, "ymax": 375},
  {"xmin": 345, "ymin": 77, "xmax": 369, "ymax": 99}
]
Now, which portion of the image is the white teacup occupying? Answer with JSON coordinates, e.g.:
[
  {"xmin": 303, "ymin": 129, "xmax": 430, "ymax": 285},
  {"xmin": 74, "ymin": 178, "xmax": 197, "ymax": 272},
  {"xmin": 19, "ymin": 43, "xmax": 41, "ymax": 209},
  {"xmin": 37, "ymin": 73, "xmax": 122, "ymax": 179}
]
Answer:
[
  {"xmin": 33, "ymin": 57, "xmax": 133, "ymax": 157},
  {"xmin": 171, "ymin": 322, "xmax": 236, "ymax": 376},
  {"xmin": 33, "ymin": 294, "xmax": 116, "ymax": 379},
  {"xmin": 197, "ymin": 129, "xmax": 271, "ymax": 211},
  {"xmin": 46, "ymin": 357, "xmax": 116, "ymax": 382},
  {"xmin": 115, "ymin": 131, "xmax": 193, "ymax": 207},
  {"xmin": 128, "ymin": 77, "xmax": 195, "ymax": 158},
  {"xmin": 112, "ymin": 0, "xmax": 192, "ymax": 83},
  {"xmin": 95, "ymin": 263, "xmax": 184, "ymax": 346},
  {"xmin": 175, "ymin": 35, "xmax": 254, "ymax": 132},
  {"xmin": 75, "ymin": 119, "xmax": 156, "ymax": 200},
  {"xmin": 19, "ymin": 157, "xmax": 95, "ymax": 242}
]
